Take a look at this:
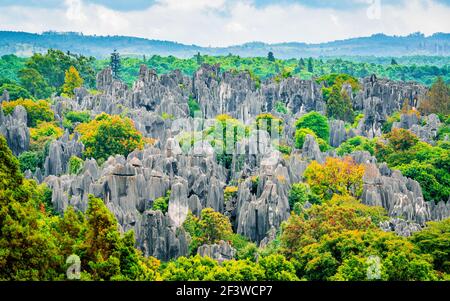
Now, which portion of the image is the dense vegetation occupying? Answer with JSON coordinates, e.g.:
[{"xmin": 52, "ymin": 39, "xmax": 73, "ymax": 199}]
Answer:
[{"xmin": 1, "ymin": 52, "xmax": 449, "ymax": 97}]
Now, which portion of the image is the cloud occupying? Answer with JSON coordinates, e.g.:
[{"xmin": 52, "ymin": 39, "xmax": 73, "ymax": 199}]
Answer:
[{"xmin": 0, "ymin": 0, "xmax": 448, "ymax": 46}]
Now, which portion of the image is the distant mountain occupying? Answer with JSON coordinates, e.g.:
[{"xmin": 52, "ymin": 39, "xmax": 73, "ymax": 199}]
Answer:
[{"xmin": 0, "ymin": 31, "xmax": 449, "ymax": 58}]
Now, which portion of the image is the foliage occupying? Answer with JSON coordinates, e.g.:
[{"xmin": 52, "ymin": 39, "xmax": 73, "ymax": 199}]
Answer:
[
  {"xmin": 288, "ymin": 183, "xmax": 320, "ymax": 213},
  {"xmin": 336, "ymin": 136, "xmax": 376, "ymax": 156},
  {"xmin": 29, "ymin": 121, "xmax": 63, "ymax": 151},
  {"xmin": 62, "ymin": 66, "xmax": 84, "ymax": 97},
  {"xmin": 224, "ymin": 186, "xmax": 238, "ymax": 203},
  {"xmin": 273, "ymin": 142, "xmax": 292, "ymax": 155},
  {"xmin": 410, "ymin": 218, "xmax": 450, "ymax": 274},
  {"xmin": 382, "ymin": 111, "xmax": 401, "ymax": 133},
  {"xmin": 0, "ymin": 135, "xmax": 64, "ymax": 280},
  {"xmin": 0, "ymin": 83, "xmax": 33, "ymax": 100},
  {"xmin": 304, "ymin": 157, "xmax": 365, "ymax": 201},
  {"xmin": 258, "ymin": 254, "xmax": 299, "ymax": 281},
  {"xmin": 2, "ymin": 98, "xmax": 54, "ymax": 127},
  {"xmin": 274, "ymin": 101, "xmax": 289, "ymax": 114},
  {"xmin": 326, "ymin": 84, "xmax": 354, "ymax": 122},
  {"xmin": 188, "ymin": 96, "xmax": 201, "ymax": 118},
  {"xmin": 152, "ymin": 190, "xmax": 171, "ymax": 214},
  {"xmin": 419, "ymin": 77, "xmax": 449, "ymax": 115},
  {"xmin": 183, "ymin": 208, "xmax": 233, "ymax": 255},
  {"xmin": 294, "ymin": 127, "xmax": 330, "ymax": 151},
  {"xmin": 386, "ymin": 128, "xmax": 419, "ymax": 151},
  {"xmin": 294, "ymin": 230, "xmax": 436, "ymax": 281},
  {"xmin": 25, "ymin": 49, "xmax": 96, "ymax": 95},
  {"xmin": 75, "ymin": 113, "xmax": 145, "ymax": 161},
  {"xmin": 18, "ymin": 151, "xmax": 44, "ymax": 173},
  {"xmin": 295, "ymin": 112, "xmax": 330, "ymax": 142},
  {"xmin": 68, "ymin": 156, "xmax": 84, "ymax": 175},
  {"xmin": 375, "ymin": 130, "xmax": 450, "ymax": 202},
  {"xmin": 63, "ymin": 110, "xmax": 91, "ymax": 131},
  {"xmin": 110, "ymin": 50, "xmax": 121, "ymax": 80},
  {"xmin": 227, "ymin": 233, "xmax": 257, "ymax": 261},
  {"xmin": 281, "ymin": 196, "xmax": 386, "ymax": 257},
  {"xmin": 280, "ymin": 197, "xmax": 435, "ymax": 280},
  {"xmin": 19, "ymin": 68, "xmax": 52, "ymax": 99},
  {"xmin": 256, "ymin": 113, "xmax": 283, "ymax": 137}
]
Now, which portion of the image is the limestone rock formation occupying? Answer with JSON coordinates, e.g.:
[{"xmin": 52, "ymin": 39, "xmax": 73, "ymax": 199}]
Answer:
[
  {"xmin": 0, "ymin": 105, "xmax": 30, "ymax": 155},
  {"xmin": 197, "ymin": 240, "xmax": 236, "ymax": 263},
  {"xmin": 44, "ymin": 131, "xmax": 84, "ymax": 177}
]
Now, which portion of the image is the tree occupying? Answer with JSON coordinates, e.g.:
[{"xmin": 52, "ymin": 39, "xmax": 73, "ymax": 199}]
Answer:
[
  {"xmin": 386, "ymin": 128, "xmax": 419, "ymax": 151},
  {"xmin": 307, "ymin": 57, "xmax": 314, "ymax": 73},
  {"xmin": 0, "ymin": 83, "xmax": 32, "ymax": 100},
  {"xmin": 62, "ymin": 66, "xmax": 83, "ymax": 97},
  {"xmin": 288, "ymin": 182, "xmax": 319, "ymax": 213},
  {"xmin": 256, "ymin": 113, "xmax": 283, "ymax": 137},
  {"xmin": 75, "ymin": 113, "xmax": 145, "ymax": 162},
  {"xmin": 19, "ymin": 68, "xmax": 52, "ymax": 99},
  {"xmin": 2, "ymin": 98, "xmax": 54, "ymax": 127},
  {"xmin": 267, "ymin": 51, "xmax": 275, "ymax": 62},
  {"xmin": 391, "ymin": 58, "xmax": 398, "ymax": 65},
  {"xmin": 410, "ymin": 218, "xmax": 450, "ymax": 274},
  {"xmin": 0, "ymin": 136, "xmax": 64, "ymax": 280},
  {"xmin": 326, "ymin": 85, "xmax": 354, "ymax": 122},
  {"xmin": 295, "ymin": 112, "xmax": 330, "ymax": 142},
  {"xmin": 152, "ymin": 190, "xmax": 171, "ymax": 214},
  {"xmin": 419, "ymin": 77, "xmax": 449, "ymax": 115},
  {"xmin": 110, "ymin": 49, "xmax": 121, "ymax": 79},
  {"xmin": 25, "ymin": 49, "xmax": 96, "ymax": 91},
  {"xmin": 304, "ymin": 157, "xmax": 365, "ymax": 201},
  {"xmin": 258, "ymin": 254, "xmax": 299, "ymax": 281},
  {"xmin": 280, "ymin": 197, "xmax": 435, "ymax": 281},
  {"xmin": 29, "ymin": 121, "xmax": 63, "ymax": 151},
  {"xmin": 183, "ymin": 208, "xmax": 233, "ymax": 254},
  {"xmin": 297, "ymin": 58, "xmax": 305, "ymax": 71}
]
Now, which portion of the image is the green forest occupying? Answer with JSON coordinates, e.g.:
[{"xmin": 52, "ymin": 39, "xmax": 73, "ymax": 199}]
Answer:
[{"xmin": 1, "ymin": 51, "xmax": 449, "ymax": 98}]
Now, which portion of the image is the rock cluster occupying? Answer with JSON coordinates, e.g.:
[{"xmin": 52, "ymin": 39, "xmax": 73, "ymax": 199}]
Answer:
[
  {"xmin": 11, "ymin": 65, "xmax": 445, "ymax": 262},
  {"xmin": 197, "ymin": 240, "xmax": 237, "ymax": 263}
]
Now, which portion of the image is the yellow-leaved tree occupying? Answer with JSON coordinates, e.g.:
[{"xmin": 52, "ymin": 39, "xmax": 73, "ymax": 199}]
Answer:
[{"xmin": 62, "ymin": 66, "xmax": 83, "ymax": 97}]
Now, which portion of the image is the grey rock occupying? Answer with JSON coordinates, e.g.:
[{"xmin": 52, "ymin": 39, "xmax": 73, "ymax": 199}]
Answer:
[
  {"xmin": 379, "ymin": 218, "xmax": 422, "ymax": 237},
  {"xmin": 329, "ymin": 119, "xmax": 347, "ymax": 147},
  {"xmin": 302, "ymin": 134, "xmax": 324, "ymax": 163},
  {"xmin": 197, "ymin": 240, "xmax": 236, "ymax": 263},
  {"xmin": 138, "ymin": 210, "xmax": 188, "ymax": 261},
  {"xmin": 44, "ymin": 131, "xmax": 84, "ymax": 176},
  {"xmin": 0, "ymin": 105, "xmax": 30, "ymax": 155}
]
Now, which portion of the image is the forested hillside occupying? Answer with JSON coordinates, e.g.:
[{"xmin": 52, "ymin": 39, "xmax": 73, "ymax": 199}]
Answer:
[{"xmin": 1, "ymin": 31, "xmax": 449, "ymax": 58}]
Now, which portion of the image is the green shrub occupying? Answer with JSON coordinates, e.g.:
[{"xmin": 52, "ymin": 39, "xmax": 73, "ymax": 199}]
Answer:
[
  {"xmin": 18, "ymin": 151, "xmax": 43, "ymax": 173},
  {"xmin": 75, "ymin": 113, "xmax": 145, "ymax": 161},
  {"xmin": 295, "ymin": 112, "xmax": 329, "ymax": 142},
  {"xmin": 2, "ymin": 98, "xmax": 54, "ymax": 127},
  {"xmin": 152, "ymin": 190, "xmax": 171, "ymax": 214},
  {"xmin": 68, "ymin": 156, "xmax": 84, "ymax": 175},
  {"xmin": 288, "ymin": 183, "xmax": 320, "ymax": 213},
  {"xmin": 188, "ymin": 96, "xmax": 201, "ymax": 117},
  {"xmin": 336, "ymin": 136, "xmax": 376, "ymax": 156}
]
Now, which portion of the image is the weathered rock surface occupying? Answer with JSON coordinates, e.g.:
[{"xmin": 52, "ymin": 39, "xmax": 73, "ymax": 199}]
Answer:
[
  {"xmin": 44, "ymin": 131, "xmax": 84, "ymax": 177},
  {"xmin": 379, "ymin": 218, "xmax": 422, "ymax": 237},
  {"xmin": 197, "ymin": 240, "xmax": 236, "ymax": 263},
  {"xmin": 0, "ymin": 105, "xmax": 30, "ymax": 155},
  {"xmin": 329, "ymin": 119, "xmax": 347, "ymax": 147}
]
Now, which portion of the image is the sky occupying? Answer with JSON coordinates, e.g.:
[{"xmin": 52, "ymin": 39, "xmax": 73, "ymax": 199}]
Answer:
[{"xmin": 0, "ymin": 0, "xmax": 449, "ymax": 47}]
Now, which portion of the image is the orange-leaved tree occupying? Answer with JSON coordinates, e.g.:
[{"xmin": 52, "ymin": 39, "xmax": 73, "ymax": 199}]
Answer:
[{"xmin": 304, "ymin": 157, "xmax": 365, "ymax": 201}]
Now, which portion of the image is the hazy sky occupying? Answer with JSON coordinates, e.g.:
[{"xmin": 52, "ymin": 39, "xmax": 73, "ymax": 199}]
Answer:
[{"xmin": 0, "ymin": 0, "xmax": 449, "ymax": 46}]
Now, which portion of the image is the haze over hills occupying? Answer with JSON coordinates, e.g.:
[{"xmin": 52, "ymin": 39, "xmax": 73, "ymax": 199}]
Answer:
[{"xmin": 0, "ymin": 31, "xmax": 449, "ymax": 59}]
